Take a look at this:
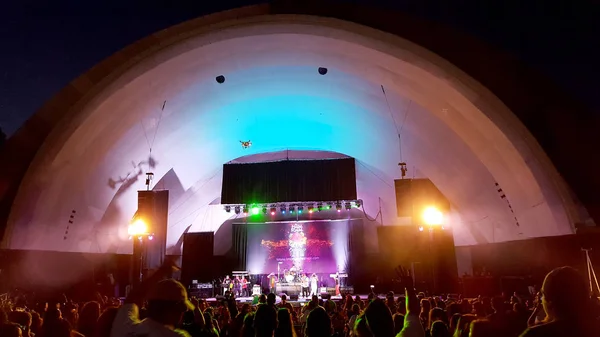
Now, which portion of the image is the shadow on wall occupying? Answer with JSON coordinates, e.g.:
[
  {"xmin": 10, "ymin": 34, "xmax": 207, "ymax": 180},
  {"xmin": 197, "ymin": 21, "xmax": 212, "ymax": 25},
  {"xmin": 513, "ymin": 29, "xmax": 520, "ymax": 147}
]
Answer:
[
  {"xmin": 167, "ymin": 224, "xmax": 192, "ymax": 256},
  {"xmin": 107, "ymin": 156, "xmax": 157, "ymax": 190}
]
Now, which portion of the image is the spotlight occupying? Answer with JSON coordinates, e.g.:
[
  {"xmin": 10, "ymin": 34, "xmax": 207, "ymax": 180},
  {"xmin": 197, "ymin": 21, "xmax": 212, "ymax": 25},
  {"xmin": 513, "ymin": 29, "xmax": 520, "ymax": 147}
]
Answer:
[
  {"xmin": 418, "ymin": 226, "xmax": 424, "ymax": 232},
  {"xmin": 148, "ymin": 235, "xmax": 154, "ymax": 241},
  {"xmin": 242, "ymin": 206, "xmax": 248, "ymax": 215},
  {"xmin": 128, "ymin": 219, "xmax": 148, "ymax": 236},
  {"xmin": 225, "ymin": 206, "xmax": 231, "ymax": 213},
  {"xmin": 318, "ymin": 67, "xmax": 328, "ymax": 75},
  {"xmin": 308, "ymin": 206, "xmax": 314, "ymax": 214},
  {"xmin": 317, "ymin": 203, "xmax": 323, "ymax": 212},
  {"xmin": 355, "ymin": 200, "xmax": 362, "ymax": 208},
  {"xmin": 298, "ymin": 206, "xmax": 303, "ymax": 214},
  {"xmin": 344, "ymin": 202, "xmax": 351, "ymax": 211},
  {"xmin": 422, "ymin": 206, "xmax": 443, "ymax": 226},
  {"xmin": 216, "ymin": 75, "xmax": 225, "ymax": 83},
  {"xmin": 270, "ymin": 207, "xmax": 276, "ymax": 215},
  {"xmin": 335, "ymin": 202, "xmax": 342, "ymax": 212},
  {"xmin": 251, "ymin": 207, "xmax": 260, "ymax": 215},
  {"xmin": 280, "ymin": 207, "xmax": 286, "ymax": 214},
  {"xmin": 262, "ymin": 207, "xmax": 268, "ymax": 215},
  {"xmin": 288, "ymin": 206, "xmax": 295, "ymax": 213},
  {"xmin": 327, "ymin": 203, "xmax": 332, "ymax": 210},
  {"xmin": 234, "ymin": 206, "xmax": 241, "ymax": 215}
]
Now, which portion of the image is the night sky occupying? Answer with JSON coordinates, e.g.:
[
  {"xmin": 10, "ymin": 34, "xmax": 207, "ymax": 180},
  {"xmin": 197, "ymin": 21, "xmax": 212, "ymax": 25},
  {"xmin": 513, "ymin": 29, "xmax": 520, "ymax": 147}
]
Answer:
[{"xmin": 0, "ymin": 0, "xmax": 598, "ymax": 136}]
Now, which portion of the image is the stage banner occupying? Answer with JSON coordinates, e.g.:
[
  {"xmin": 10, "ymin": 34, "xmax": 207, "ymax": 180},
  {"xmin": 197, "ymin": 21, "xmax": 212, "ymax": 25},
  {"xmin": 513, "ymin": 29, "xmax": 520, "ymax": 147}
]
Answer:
[{"xmin": 241, "ymin": 220, "xmax": 352, "ymax": 275}]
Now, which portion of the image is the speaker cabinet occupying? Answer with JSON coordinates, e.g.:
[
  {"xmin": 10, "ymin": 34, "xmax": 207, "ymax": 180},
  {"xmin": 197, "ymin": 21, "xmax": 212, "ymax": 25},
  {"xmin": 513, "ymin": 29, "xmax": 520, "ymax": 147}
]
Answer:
[
  {"xmin": 181, "ymin": 232, "xmax": 216, "ymax": 285},
  {"xmin": 395, "ymin": 179, "xmax": 450, "ymax": 217}
]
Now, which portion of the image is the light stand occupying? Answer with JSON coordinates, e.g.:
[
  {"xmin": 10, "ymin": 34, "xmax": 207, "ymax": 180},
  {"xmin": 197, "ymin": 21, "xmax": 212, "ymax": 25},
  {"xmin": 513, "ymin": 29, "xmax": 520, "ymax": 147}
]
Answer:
[
  {"xmin": 278, "ymin": 262, "xmax": 282, "ymax": 282},
  {"xmin": 582, "ymin": 248, "xmax": 600, "ymax": 296}
]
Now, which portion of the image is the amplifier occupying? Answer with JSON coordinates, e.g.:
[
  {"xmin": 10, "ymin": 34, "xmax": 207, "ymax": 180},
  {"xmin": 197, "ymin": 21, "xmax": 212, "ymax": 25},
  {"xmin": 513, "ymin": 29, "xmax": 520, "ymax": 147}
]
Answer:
[{"xmin": 198, "ymin": 283, "xmax": 213, "ymax": 289}]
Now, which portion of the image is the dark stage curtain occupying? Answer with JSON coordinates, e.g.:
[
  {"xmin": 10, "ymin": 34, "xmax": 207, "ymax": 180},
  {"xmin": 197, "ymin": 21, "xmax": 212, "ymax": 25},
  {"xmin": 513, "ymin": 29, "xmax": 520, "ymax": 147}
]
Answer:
[
  {"xmin": 347, "ymin": 220, "xmax": 364, "ymax": 285},
  {"xmin": 221, "ymin": 158, "xmax": 357, "ymax": 204},
  {"xmin": 232, "ymin": 224, "xmax": 248, "ymax": 271}
]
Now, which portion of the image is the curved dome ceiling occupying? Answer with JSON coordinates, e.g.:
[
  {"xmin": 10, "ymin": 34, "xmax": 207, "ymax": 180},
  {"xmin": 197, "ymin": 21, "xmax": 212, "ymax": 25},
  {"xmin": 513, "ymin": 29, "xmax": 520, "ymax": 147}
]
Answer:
[{"xmin": 2, "ymin": 14, "xmax": 578, "ymax": 253}]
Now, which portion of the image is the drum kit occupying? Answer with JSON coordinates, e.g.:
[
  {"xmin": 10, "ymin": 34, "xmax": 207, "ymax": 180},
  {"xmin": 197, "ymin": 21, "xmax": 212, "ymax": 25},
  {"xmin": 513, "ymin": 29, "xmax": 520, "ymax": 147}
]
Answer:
[{"xmin": 283, "ymin": 265, "xmax": 303, "ymax": 283}]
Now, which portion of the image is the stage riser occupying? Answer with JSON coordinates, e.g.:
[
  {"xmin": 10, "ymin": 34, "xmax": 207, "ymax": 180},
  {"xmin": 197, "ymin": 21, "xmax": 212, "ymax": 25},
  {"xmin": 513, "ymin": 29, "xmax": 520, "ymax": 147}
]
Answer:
[{"xmin": 275, "ymin": 286, "xmax": 355, "ymax": 296}]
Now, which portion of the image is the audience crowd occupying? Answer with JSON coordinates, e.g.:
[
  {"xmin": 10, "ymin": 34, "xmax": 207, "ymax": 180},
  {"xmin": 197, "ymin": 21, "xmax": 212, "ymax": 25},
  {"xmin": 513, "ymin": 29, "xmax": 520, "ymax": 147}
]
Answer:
[{"xmin": 0, "ymin": 264, "xmax": 598, "ymax": 337}]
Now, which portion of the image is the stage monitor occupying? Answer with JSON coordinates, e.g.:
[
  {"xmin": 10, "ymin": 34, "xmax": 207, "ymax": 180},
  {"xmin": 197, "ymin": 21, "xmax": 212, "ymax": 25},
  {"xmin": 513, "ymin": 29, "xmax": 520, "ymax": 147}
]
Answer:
[{"xmin": 221, "ymin": 158, "xmax": 357, "ymax": 204}]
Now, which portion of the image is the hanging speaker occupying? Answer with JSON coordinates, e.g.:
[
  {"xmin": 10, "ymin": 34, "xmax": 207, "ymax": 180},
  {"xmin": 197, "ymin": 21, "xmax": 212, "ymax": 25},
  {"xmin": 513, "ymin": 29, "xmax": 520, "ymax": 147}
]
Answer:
[{"xmin": 394, "ymin": 179, "xmax": 450, "ymax": 217}]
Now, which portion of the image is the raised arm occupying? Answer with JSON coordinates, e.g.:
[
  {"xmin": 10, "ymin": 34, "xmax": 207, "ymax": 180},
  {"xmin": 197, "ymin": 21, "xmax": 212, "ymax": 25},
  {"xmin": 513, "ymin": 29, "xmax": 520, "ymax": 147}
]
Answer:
[{"xmin": 397, "ymin": 266, "xmax": 424, "ymax": 337}]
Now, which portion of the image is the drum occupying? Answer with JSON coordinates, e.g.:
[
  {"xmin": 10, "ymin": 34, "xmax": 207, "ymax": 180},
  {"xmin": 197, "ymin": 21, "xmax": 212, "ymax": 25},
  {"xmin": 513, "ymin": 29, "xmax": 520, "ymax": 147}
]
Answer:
[{"xmin": 285, "ymin": 274, "xmax": 294, "ymax": 283}]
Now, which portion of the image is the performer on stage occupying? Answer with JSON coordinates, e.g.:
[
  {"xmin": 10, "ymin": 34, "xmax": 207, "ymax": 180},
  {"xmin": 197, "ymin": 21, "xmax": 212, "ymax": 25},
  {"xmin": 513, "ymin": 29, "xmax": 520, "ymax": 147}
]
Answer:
[
  {"xmin": 310, "ymin": 273, "xmax": 318, "ymax": 296},
  {"xmin": 302, "ymin": 274, "xmax": 310, "ymax": 298},
  {"xmin": 332, "ymin": 272, "xmax": 340, "ymax": 296},
  {"xmin": 241, "ymin": 276, "xmax": 248, "ymax": 297},
  {"xmin": 223, "ymin": 275, "xmax": 231, "ymax": 296},
  {"xmin": 268, "ymin": 273, "xmax": 277, "ymax": 294},
  {"xmin": 234, "ymin": 276, "xmax": 241, "ymax": 297}
]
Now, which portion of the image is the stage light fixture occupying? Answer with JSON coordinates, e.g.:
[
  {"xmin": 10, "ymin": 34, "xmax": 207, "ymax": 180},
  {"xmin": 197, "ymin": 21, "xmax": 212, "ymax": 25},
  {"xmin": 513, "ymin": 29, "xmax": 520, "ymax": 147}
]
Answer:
[
  {"xmin": 422, "ymin": 206, "xmax": 444, "ymax": 226},
  {"xmin": 355, "ymin": 200, "xmax": 362, "ymax": 208},
  {"xmin": 148, "ymin": 235, "xmax": 154, "ymax": 240},
  {"xmin": 262, "ymin": 207, "xmax": 268, "ymax": 214},
  {"xmin": 344, "ymin": 202, "xmax": 351, "ymax": 211},
  {"xmin": 280, "ymin": 207, "xmax": 286, "ymax": 214},
  {"xmin": 327, "ymin": 203, "xmax": 332, "ymax": 210},
  {"xmin": 335, "ymin": 202, "xmax": 342, "ymax": 212},
  {"xmin": 317, "ymin": 203, "xmax": 323, "ymax": 212},
  {"xmin": 308, "ymin": 206, "xmax": 314, "ymax": 214},
  {"xmin": 225, "ymin": 206, "xmax": 231, "ymax": 213},
  {"xmin": 128, "ymin": 219, "xmax": 148, "ymax": 236},
  {"xmin": 251, "ymin": 207, "xmax": 260, "ymax": 215},
  {"xmin": 270, "ymin": 207, "xmax": 276, "ymax": 215},
  {"xmin": 242, "ymin": 206, "xmax": 248, "ymax": 215},
  {"xmin": 288, "ymin": 206, "xmax": 295, "ymax": 213},
  {"xmin": 298, "ymin": 206, "xmax": 303, "ymax": 214},
  {"xmin": 234, "ymin": 206, "xmax": 241, "ymax": 214},
  {"xmin": 418, "ymin": 226, "xmax": 424, "ymax": 232}
]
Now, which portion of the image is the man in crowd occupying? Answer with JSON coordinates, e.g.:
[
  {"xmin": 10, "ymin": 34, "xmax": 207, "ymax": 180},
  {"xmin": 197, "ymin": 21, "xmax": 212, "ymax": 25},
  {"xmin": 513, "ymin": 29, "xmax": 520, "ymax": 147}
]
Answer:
[{"xmin": 111, "ymin": 259, "xmax": 204, "ymax": 337}]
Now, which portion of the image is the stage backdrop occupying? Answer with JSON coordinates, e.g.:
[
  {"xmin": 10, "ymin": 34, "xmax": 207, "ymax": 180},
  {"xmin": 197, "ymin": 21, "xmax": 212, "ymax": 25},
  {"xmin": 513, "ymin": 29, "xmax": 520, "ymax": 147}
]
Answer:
[{"xmin": 233, "ymin": 219, "xmax": 362, "ymax": 275}]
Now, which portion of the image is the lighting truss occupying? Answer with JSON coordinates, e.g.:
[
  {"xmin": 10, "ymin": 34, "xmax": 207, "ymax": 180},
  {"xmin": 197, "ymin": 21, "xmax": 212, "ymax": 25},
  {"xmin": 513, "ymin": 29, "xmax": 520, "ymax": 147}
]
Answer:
[{"xmin": 222, "ymin": 200, "xmax": 364, "ymax": 214}]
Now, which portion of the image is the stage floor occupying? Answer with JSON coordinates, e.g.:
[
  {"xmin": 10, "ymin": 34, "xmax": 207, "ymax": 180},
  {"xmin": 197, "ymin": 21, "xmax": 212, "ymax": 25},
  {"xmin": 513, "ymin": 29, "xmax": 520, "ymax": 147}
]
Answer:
[{"xmin": 205, "ymin": 294, "xmax": 378, "ymax": 306}]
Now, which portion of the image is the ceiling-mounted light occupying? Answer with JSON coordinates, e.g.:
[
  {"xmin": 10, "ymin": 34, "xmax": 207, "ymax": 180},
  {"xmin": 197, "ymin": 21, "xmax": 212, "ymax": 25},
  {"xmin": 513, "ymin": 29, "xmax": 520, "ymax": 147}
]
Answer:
[
  {"xmin": 225, "ymin": 206, "xmax": 231, "ymax": 213},
  {"xmin": 288, "ymin": 206, "xmax": 295, "ymax": 213},
  {"xmin": 317, "ymin": 203, "xmax": 323, "ymax": 212},
  {"xmin": 270, "ymin": 207, "xmax": 276, "ymax": 216},
  {"xmin": 297, "ymin": 206, "xmax": 303, "ymax": 214},
  {"xmin": 242, "ymin": 205, "xmax": 248, "ymax": 215},
  {"xmin": 262, "ymin": 206, "xmax": 267, "ymax": 214},
  {"xmin": 308, "ymin": 206, "xmax": 314, "ymax": 214},
  {"xmin": 355, "ymin": 200, "xmax": 362, "ymax": 208},
  {"xmin": 234, "ymin": 206, "xmax": 241, "ymax": 214},
  {"xmin": 335, "ymin": 202, "xmax": 342, "ymax": 212},
  {"xmin": 280, "ymin": 206, "xmax": 286, "ymax": 214},
  {"xmin": 344, "ymin": 202, "xmax": 351, "ymax": 211}
]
